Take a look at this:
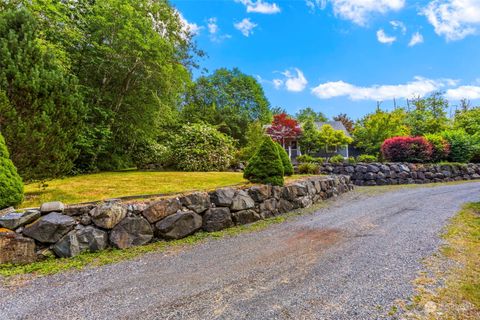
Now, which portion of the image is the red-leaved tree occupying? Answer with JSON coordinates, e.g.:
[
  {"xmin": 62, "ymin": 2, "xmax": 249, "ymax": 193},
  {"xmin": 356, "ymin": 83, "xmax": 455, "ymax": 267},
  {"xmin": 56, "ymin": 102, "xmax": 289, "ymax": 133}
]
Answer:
[
  {"xmin": 266, "ymin": 113, "xmax": 302, "ymax": 148},
  {"xmin": 381, "ymin": 136, "xmax": 433, "ymax": 163}
]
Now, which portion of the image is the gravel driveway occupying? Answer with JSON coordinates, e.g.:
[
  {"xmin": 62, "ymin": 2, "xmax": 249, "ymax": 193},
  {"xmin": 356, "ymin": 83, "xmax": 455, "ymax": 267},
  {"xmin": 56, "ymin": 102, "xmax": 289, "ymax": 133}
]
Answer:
[{"xmin": 1, "ymin": 182, "xmax": 479, "ymax": 320}]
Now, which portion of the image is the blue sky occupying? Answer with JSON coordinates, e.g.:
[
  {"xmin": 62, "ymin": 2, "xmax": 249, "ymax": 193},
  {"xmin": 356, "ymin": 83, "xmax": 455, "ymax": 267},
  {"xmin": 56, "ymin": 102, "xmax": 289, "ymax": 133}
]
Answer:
[{"xmin": 172, "ymin": 0, "xmax": 480, "ymax": 120}]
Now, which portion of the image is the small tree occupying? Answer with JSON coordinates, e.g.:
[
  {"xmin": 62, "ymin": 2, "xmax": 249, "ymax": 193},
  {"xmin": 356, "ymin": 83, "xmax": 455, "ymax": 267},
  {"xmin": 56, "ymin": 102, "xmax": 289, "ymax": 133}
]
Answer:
[
  {"xmin": 276, "ymin": 143, "xmax": 294, "ymax": 176},
  {"xmin": 299, "ymin": 119, "xmax": 321, "ymax": 155},
  {"xmin": 424, "ymin": 134, "xmax": 450, "ymax": 162},
  {"xmin": 239, "ymin": 121, "xmax": 266, "ymax": 162},
  {"xmin": 0, "ymin": 132, "xmax": 23, "ymax": 209},
  {"xmin": 266, "ymin": 113, "xmax": 302, "ymax": 148},
  {"xmin": 318, "ymin": 124, "xmax": 353, "ymax": 159},
  {"xmin": 244, "ymin": 137, "xmax": 284, "ymax": 186}
]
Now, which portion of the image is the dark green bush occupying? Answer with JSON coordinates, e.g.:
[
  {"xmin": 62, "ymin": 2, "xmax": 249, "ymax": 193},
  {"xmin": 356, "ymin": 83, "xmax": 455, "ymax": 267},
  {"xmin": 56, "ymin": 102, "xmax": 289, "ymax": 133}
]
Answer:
[
  {"xmin": 275, "ymin": 143, "xmax": 293, "ymax": 176},
  {"xmin": 329, "ymin": 154, "xmax": 345, "ymax": 164},
  {"xmin": 298, "ymin": 162, "xmax": 320, "ymax": 174},
  {"xmin": 357, "ymin": 154, "xmax": 377, "ymax": 163},
  {"xmin": 244, "ymin": 137, "xmax": 284, "ymax": 186},
  {"xmin": 0, "ymin": 133, "xmax": 23, "ymax": 209}
]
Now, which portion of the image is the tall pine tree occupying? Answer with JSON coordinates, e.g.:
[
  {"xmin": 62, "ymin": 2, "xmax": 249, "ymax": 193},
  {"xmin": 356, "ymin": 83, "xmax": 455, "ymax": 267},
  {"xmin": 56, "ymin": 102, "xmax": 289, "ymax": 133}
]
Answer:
[{"xmin": 0, "ymin": 8, "xmax": 86, "ymax": 181}]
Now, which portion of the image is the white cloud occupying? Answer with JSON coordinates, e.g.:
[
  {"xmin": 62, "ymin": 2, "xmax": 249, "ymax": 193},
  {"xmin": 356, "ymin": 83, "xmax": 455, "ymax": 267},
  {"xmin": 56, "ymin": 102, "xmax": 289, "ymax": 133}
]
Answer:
[
  {"xmin": 408, "ymin": 32, "xmax": 424, "ymax": 46},
  {"xmin": 376, "ymin": 29, "xmax": 397, "ymax": 44},
  {"xmin": 312, "ymin": 0, "xmax": 405, "ymax": 26},
  {"xmin": 311, "ymin": 77, "xmax": 457, "ymax": 100},
  {"xmin": 207, "ymin": 17, "xmax": 232, "ymax": 42},
  {"xmin": 422, "ymin": 0, "xmax": 480, "ymax": 41},
  {"xmin": 446, "ymin": 85, "xmax": 480, "ymax": 99},
  {"xmin": 177, "ymin": 12, "xmax": 201, "ymax": 36},
  {"xmin": 274, "ymin": 68, "xmax": 308, "ymax": 92},
  {"xmin": 273, "ymin": 79, "xmax": 284, "ymax": 89},
  {"xmin": 235, "ymin": 0, "xmax": 281, "ymax": 14},
  {"xmin": 390, "ymin": 20, "xmax": 407, "ymax": 34},
  {"xmin": 234, "ymin": 18, "xmax": 258, "ymax": 37}
]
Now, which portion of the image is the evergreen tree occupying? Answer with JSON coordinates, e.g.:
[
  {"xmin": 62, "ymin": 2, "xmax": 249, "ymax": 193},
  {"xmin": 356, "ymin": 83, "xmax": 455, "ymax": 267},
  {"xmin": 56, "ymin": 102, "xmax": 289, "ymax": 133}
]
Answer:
[
  {"xmin": 244, "ymin": 137, "xmax": 284, "ymax": 186},
  {"xmin": 0, "ymin": 132, "xmax": 23, "ymax": 209},
  {"xmin": 0, "ymin": 8, "xmax": 86, "ymax": 180},
  {"xmin": 276, "ymin": 143, "xmax": 294, "ymax": 176}
]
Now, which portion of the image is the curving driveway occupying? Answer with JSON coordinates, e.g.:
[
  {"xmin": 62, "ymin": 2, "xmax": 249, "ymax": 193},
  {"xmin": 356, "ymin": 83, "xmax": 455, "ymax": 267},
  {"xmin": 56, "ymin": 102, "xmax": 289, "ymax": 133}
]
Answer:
[{"xmin": 1, "ymin": 182, "xmax": 479, "ymax": 320}]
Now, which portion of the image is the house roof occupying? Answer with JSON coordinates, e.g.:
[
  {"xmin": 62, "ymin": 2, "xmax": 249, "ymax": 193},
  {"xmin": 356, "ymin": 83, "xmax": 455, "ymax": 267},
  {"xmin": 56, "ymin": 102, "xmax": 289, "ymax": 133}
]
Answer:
[{"xmin": 315, "ymin": 121, "xmax": 352, "ymax": 138}]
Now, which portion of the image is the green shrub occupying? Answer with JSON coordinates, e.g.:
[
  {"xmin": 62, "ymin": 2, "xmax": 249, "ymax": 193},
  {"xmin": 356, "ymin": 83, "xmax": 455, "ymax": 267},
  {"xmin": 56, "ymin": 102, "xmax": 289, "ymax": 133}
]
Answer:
[
  {"xmin": 357, "ymin": 154, "xmax": 377, "ymax": 163},
  {"xmin": 296, "ymin": 154, "xmax": 315, "ymax": 163},
  {"xmin": 347, "ymin": 157, "xmax": 356, "ymax": 164},
  {"xmin": 0, "ymin": 132, "xmax": 23, "ymax": 209},
  {"xmin": 244, "ymin": 137, "xmax": 284, "ymax": 186},
  {"xmin": 313, "ymin": 157, "xmax": 326, "ymax": 163},
  {"xmin": 171, "ymin": 123, "xmax": 235, "ymax": 171},
  {"xmin": 275, "ymin": 143, "xmax": 294, "ymax": 176},
  {"xmin": 441, "ymin": 130, "xmax": 475, "ymax": 163},
  {"xmin": 298, "ymin": 162, "xmax": 320, "ymax": 174},
  {"xmin": 424, "ymin": 133, "xmax": 450, "ymax": 163},
  {"xmin": 132, "ymin": 140, "xmax": 173, "ymax": 169},
  {"xmin": 329, "ymin": 154, "xmax": 345, "ymax": 164}
]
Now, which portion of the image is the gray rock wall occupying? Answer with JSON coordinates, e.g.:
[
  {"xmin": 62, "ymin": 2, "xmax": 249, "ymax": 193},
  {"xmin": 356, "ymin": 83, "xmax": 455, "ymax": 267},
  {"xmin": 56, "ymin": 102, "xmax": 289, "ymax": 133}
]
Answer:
[
  {"xmin": 320, "ymin": 162, "xmax": 480, "ymax": 186},
  {"xmin": 0, "ymin": 175, "xmax": 353, "ymax": 265}
]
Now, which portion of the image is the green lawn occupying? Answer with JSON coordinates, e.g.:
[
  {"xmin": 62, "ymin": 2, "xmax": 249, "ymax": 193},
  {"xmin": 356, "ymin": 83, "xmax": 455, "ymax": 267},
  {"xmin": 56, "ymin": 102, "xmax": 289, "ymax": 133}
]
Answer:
[
  {"xmin": 23, "ymin": 171, "xmax": 247, "ymax": 208},
  {"xmin": 23, "ymin": 171, "xmax": 309, "ymax": 208}
]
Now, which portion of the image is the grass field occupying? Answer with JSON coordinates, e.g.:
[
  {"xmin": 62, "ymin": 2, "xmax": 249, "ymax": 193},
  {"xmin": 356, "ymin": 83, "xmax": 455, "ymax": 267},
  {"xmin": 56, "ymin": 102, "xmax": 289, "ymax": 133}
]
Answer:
[{"xmin": 22, "ymin": 171, "xmax": 309, "ymax": 208}]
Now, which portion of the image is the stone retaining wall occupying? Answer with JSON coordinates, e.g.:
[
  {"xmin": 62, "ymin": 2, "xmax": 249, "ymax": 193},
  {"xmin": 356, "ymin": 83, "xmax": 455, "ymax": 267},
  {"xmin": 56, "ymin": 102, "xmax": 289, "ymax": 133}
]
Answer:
[
  {"xmin": 0, "ymin": 175, "xmax": 353, "ymax": 265},
  {"xmin": 320, "ymin": 162, "xmax": 480, "ymax": 186}
]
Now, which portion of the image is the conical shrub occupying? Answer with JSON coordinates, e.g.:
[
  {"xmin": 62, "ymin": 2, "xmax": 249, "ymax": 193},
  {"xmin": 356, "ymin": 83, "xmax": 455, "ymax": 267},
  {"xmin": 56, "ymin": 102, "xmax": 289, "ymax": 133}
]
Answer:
[
  {"xmin": 275, "ymin": 143, "xmax": 294, "ymax": 176},
  {"xmin": 0, "ymin": 132, "xmax": 23, "ymax": 209},
  {"xmin": 244, "ymin": 137, "xmax": 284, "ymax": 186}
]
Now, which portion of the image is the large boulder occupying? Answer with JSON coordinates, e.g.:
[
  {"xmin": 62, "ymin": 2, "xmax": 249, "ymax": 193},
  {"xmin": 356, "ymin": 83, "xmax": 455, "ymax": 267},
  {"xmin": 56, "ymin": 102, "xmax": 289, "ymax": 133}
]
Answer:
[
  {"xmin": 0, "ymin": 209, "xmax": 40, "ymax": 230},
  {"xmin": 210, "ymin": 188, "xmax": 236, "ymax": 207},
  {"xmin": 77, "ymin": 226, "xmax": 109, "ymax": 252},
  {"xmin": 180, "ymin": 192, "xmax": 210, "ymax": 214},
  {"xmin": 0, "ymin": 230, "xmax": 36, "ymax": 264},
  {"xmin": 248, "ymin": 185, "xmax": 271, "ymax": 203},
  {"xmin": 110, "ymin": 216, "xmax": 153, "ymax": 249},
  {"xmin": 259, "ymin": 198, "xmax": 278, "ymax": 217},
  {"xmin": 90, "ymin": 202, "xmax": 127, "ymax": 229},
  {"xmin": 53, "ymin": 226, "xmax": 109, "ymax": 258},
  {"xmin": 23, "ymin": 212, "xmax": 76, "ymax": 243},
  {"xmin": 202, "ymin": 207, "xmax": 233, "ymax": 232},
  {"xmin": 231, "ymin": 209, "xmax": 262, "ymax": 225},
  {"xmin": 230, "ymin": 191, "xmax": 255, "ymax": 211},
  {"xmin": 155, "ymin": 211, "xmax": 202, "ymax": 240},
  {"xmin": 142, "ymin": 198, "xmax": 182, "ymax": 224},
  {"xmin": 40, "ymin": 201, "xmax": 65, "ymax": 214}
]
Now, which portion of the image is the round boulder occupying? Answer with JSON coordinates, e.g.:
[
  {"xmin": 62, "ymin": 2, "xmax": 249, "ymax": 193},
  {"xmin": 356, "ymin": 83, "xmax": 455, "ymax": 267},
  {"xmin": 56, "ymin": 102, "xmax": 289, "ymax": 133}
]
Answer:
[
  {"xmin": 23, "ymin": 212, "xmax": 76, "ymax": 243},
  {"xmin": 90, "ymin": 202, "xmax": 127, "ymax": 229},
  {"xmin": 202, "ymin": 207, "xmax": 233, "ymax": 232}
]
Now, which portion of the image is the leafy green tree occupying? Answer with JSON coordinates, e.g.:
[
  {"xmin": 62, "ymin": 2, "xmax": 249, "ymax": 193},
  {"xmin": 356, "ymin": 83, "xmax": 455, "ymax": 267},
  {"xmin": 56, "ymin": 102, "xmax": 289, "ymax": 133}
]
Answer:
[
  {"xmin": 299, "ymin": 119, "xmax": 321, "ymax": 155},
  {"xmin": 171, "ymin": 123, "xmax": 235, "ymax": 172},
  {"xmin": 275, "ymin": 143, "xmax": 294, "ymax": 176},
  {"xmin": 239, "ymin": 121, "xmax": 267, "ymax": 162},
  {"xmin": 454, "ymin": 107, "xmax": 480, "ymax": 135},
  {"xmin": 0, "ymin": 132, "xmax": 23, "ymax": 209},
  {"xmin": 407, "ymin": 92, "xmax": 450, "ymax": 136},
  {"xmin": 353, "ymin": 108, "xmax": 410, "ymax": 156},
  {"xmin": 244, "ymin": 137, "xmax": 284, "ymax": 186},
  {"xmin": 0, "ymin": 8, "xmax": 86, "ymax": 180},
  {"xmin": 296, "ymin": 107, "xmax": 327, "ymax": 123},
  {"xmin": 317, "ymin": 124, "xmax": 353, "ymax": 158},
  {"xmin": 183, "ymin": 68, "xmax": 272, "ymax": 146}
]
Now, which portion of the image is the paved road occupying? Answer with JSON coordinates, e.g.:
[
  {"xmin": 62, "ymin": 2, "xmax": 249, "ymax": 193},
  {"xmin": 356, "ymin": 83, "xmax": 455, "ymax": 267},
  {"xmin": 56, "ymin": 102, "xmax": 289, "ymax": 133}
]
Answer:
[{"xmin": 1, "ymin": 183, "xmax": 479, "ymax": 320}]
